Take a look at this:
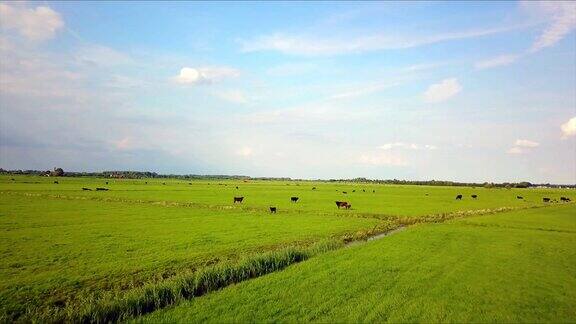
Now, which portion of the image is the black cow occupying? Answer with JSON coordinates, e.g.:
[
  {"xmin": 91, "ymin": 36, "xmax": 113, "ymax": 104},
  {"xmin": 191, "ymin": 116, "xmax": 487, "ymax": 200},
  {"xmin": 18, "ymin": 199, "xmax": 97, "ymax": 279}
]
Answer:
[
  {"xmin": 236, "ymin": 186, "xmax": 239, "ymax": 189},
  {"xmin": 96, "ymin": 187, "xmax": 109, "ymax": 191},
  {"xmin": 517, "ymin": 196, "xmax": 523, "ymax": 199},
  {"xmin": 560, "ymin": 197, "xmax": 571, "ymax": 202},
  {"xmin": 54, "ymin": 181, "xmax": 58, "ymax": 184},
  {"xmin": 456, "ymin": 195, "xmax": 463, "ymax": 200},
  {"xmin": 234, "ymin": 197, "xmax": 244, "ymax": 203},
  {"xmin": 471, "ymin": 194, "xmax": 478, "ymax": 199},
  {"xmin": 312, "ymin": 187, "xmax": 316, "ymax": 190},
  {"xmin": 362, "ymin": 189, "xmax": 365, "ymax": 192},
  {"xmin": 543, "ymin": 197, "xmax": 550, "ymax": 203},
  {"xmin": 291, "ymin": 197, "xmax": 299, "ymax": 202},
  {"xmin": 145, "ymin": 182, "xmax": 148, "ymax": 184},
  {"xmin": 163, "ymin": 182, "xmax": 166, "ymax": 185},
  {"xmin": 269, "ymin": 207, "xmax": 277, "ymax": 213},
  {"xmin": 373, "ymin": 190, "xmax": 375, "ymax": 193},
  {"xmin": 352, "ymin": 190, "xmax": 356, "ymax": 192},
  {"xmin": 189, "ymin": 183, "xmax": 192, "ymax": 185},
  {"xmin": 335, "ymin": 201, "xmax": 351, "ymax": 209},
  {"xmin": 106, "ymin": 181, "xmax": 109, "ymax": 185},
  {"xmin": 342, "ymin": 191, "xmax": 348, "ymax": 194},
  {"xmin": 82, "ymin": 188, "xmax": 91, "ymax": 191}
]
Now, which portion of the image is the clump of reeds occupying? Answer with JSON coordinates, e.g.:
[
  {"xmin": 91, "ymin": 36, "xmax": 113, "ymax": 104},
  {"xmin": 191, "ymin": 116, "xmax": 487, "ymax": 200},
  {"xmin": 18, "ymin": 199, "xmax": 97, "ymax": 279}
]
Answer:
[{"xmin": 34, "ymin": 240, "xmax": 343, "ymax": 323}]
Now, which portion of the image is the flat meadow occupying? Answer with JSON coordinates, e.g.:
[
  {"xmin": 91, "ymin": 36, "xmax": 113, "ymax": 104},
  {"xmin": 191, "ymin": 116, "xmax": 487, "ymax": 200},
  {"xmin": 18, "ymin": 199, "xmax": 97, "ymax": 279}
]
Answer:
[{"xmin": 0, "ymin": 175, "xmax": 574, "ymax": 322}]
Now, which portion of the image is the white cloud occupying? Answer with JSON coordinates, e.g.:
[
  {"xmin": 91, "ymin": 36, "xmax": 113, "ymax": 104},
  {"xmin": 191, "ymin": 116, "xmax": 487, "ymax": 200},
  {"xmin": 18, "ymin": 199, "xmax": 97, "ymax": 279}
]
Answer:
[
  {"xmin": 475, "ymin": 54, "xmax": 520, "ymax": 69},
  {"xmin": 236, "ymin": 147, "xmax": 253, "ymax": 157},
  {"xmin": 240, "ymin": 26, "xmax": 517, "ymax": 56},
  {"xmin": 0, "ymin": 3, "xmax": 64, "ymax": 41},
  {"xmin": 379, "ymin": 142, "xmax": 437, "ymax": 150},
  {"xmin": 523, "ymin": 1, "xmax": 576, "ymax": 53},
  {"xmin": 507, "ymin": 147, "xmax": 525, "ymax": 155},
  {"xmin": 508, "ymin": 139, "xmax": 540, "ymax": 154},
  {"xmin": 358, "ymin": 153, "xmax": 407, "ymax": 166},
  {"xmin": 514, "ymin": 139, "xmax": 540, "ymax": 148},
  {"xmin": 423, "ymin": 78, "xmax": 462, "ymax": 103},
  {"xmin": 561, "ymin": 116, "xmax": 576, "ymax": 139},
  {"xmin": 175, "ymin": 66, "xmax": 240, "ymax": 85},
  {"xmin": 114, "ymin": 137, "xmax": 132, "ymax": 150}
]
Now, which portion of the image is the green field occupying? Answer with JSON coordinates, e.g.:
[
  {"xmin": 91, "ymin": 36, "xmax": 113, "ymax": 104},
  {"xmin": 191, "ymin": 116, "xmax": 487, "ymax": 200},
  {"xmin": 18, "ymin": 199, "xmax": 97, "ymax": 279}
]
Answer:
[
  {"xmin": 139, "ymin": 205, "xmax": 576, "ymax": 323},
  {"xmin": 0, "ymin": 175, "xmax": 574, "ymax": 322}
]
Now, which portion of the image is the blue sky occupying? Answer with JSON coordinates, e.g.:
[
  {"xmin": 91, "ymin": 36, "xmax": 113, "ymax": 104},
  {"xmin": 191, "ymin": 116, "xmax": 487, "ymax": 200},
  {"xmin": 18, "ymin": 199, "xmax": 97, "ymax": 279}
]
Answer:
[{"xmin": 0, "ymin": 1, "xmax": 575, "ymax": 183}]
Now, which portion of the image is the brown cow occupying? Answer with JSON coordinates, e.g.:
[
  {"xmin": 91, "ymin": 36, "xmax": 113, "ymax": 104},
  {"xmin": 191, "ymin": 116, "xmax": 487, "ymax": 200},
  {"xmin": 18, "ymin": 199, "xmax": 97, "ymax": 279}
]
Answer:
[{"xmin": 234, "ymin": 197, "xmax": 244, "ymax": 203}]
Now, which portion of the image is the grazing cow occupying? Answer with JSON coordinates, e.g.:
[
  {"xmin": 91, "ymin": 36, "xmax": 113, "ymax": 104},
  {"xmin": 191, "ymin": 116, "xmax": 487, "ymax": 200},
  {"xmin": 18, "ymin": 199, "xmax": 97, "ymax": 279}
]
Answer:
[
  {"xmin": 455, "ymin": 194, "xmax": 463, "ymax": 200},
  {"xmin": 312, "ymin": 187, "xmax": 316, "ymax": 190},
  {"xmin": 96, "ymin": 187, "xmax": 109, "ymax": 191},
  {"xmin": 106, "ymin": 181, "xmax": 108, "ymax": 185},
  {"xmin": 163, "ymin": 182, "xmax": 166, "ymax": 185},
  {"xmin": 145, "ymin": 182, "xmax": 148, "ymax": 184},
  {"xmin": 335, "ymin": 201, "xmax": 351, "ymax": 209},
  {"xmin": 10, "ymin": 178, "xmax": 14, "ymax": 181},
  {"xmin": 543, "ymin": 197, "xmax": 550, "ymax": 203},
  {"xmin": 425, "ymin": 193, "xmax": 429, "ymax": 196},
  {"xmin": 352, "ymin": 190, "xmax": 356, "ymax": 193},
  {"xmin": 560, "ymin": 197, "xmax": 571, "ymax": 202},
  {"xmin": 236, "ymin": 186, "xmax": 239, "ymax": 189},
  {"xmin": 269, "ymin": 207, "xmax": 277, "ymax": 213},
  {"xmin": 291, "ymin": 197, "xmax": 299, "ymax": 202},
  {"xmin": 82, "ymin": 188, "xmax": 91, "ymax": 191},
  {"xmin": 233, "ymin": 197, "xmax": 244, "ymax": 203},
  {"xmin": 471, "ymin": 194, "xmax": 478, "ymax": 199},
  {"xmin": 373, "ymin": 190, "xmax": 375, "ymax": 193},
  {"xmin": 189, "ymin": 183, "xmax": 192, "ymax": 185},
  {"xmin": 517, "ymin": 196, "xmax": 523, "ymax": 200},
  {"xmin": 54, "ymin": 181, "xmax": 59, "ymax": 184},
  {"xmin": 362, "ymin": 189, "xmax": 365, "ymax": 192},
  {"xmin": 342, "ymin": 191, "xmax": 348, "ymax": 194}
]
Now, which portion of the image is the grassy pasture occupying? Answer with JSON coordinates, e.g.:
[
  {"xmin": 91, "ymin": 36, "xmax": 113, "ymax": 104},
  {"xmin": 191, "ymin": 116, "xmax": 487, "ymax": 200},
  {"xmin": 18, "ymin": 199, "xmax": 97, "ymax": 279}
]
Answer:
[
  {"xmin": 1, "ymin": 175, "xmax": 569, "ymax": 217},
  {"xmin": 140, "ymin": 205, "xmax": 576, "ymax": 323},
  {"xmin": 0, "ymin": 175, "xmax": 574, "ymax": 321},
  {"xmin": 0, "ymin": 192, "xmax": 379, "ymax": 320}
]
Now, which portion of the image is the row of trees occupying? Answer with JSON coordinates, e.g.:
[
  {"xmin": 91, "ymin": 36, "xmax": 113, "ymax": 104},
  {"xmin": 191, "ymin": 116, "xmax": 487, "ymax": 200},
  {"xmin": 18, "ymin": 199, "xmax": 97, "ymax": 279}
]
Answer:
[{"xmin": 0, "ymin": 168, "xmax": 573, "ymax": 188}]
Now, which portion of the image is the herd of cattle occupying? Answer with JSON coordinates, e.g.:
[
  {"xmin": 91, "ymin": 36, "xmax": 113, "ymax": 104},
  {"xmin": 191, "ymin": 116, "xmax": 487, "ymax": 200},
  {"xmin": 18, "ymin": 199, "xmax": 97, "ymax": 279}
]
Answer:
[{"xmin": 47, "ymin": 179, "xmax": 576, "ymax": 213}]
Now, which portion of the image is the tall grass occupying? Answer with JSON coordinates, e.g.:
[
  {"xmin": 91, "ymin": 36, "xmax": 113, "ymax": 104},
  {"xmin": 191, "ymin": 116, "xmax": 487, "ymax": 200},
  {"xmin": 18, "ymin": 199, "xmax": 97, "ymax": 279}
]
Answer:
[{"xmin": 32, "ymin": 240, "xmax": 343, "ymax": 323}]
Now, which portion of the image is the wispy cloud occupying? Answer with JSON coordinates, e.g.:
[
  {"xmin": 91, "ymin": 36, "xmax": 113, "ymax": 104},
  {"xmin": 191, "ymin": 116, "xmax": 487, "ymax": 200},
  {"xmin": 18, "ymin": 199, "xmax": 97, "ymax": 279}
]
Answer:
[
  {"xmin": 240, "ymin": 26, "xmax": 518, "ymax": 56},
  {"xmin": 0, "ymin": 2, "xmax": 64, "ymax": 41},
  {"xmin": 175, "ymin": 66, "xmax": 240, "ymax": 85},
  {"xmin": 423, "ymin": 78, "xmax": 462, "ymax": 103},
  {"xmin": 213, "ymin": 89, "xmax": 249, "ymax": 104},
  {"xmin": 379, "ymin": 142, "xmax": 437, "ymax": 150},
  {"xmin": 523, "ymin": 1, "xmax": 576, "ymax": 53},
  {"xmin": 561, "ymin": 117, "xmax": 576, "ymax": 139},
  {"xmin": 475, "ymin": 54, "xmax": 520, "ymax": 70},
  {"xmin": 330, "ymin": 81, "xmax": 401, "ymax": 100},
  {"xmin": 358, "ymin": 153, "xmax": 407, "ymax": 166},
  {"xmin": 515, "ymin": 139, "xmax": 540, "ymax": 148}
]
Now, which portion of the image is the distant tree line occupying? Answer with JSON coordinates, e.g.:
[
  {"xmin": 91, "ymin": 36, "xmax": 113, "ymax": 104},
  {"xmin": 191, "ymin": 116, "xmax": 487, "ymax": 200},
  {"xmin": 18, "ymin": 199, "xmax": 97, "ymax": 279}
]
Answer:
[{"xmin": 0, "ymin": 168, "xmax": 573, "ymax": 188}]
